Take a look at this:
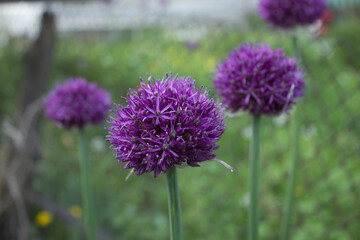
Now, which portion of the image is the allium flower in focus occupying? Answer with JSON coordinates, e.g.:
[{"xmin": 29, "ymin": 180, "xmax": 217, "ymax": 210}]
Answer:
[
  {"xmin": 259, "ymin": 0, "xmax": 327, "ymax": 29},
  {"xmin": 213, "ymin": 43, "xmax": 305, "ymax": 115},
  {"xmin": 45, "ymin": 78, "xmax": 111, "ymax": 129},
  {"xmin": 106, "ymin": 73, "xmax": 226, "ymax": 177}
]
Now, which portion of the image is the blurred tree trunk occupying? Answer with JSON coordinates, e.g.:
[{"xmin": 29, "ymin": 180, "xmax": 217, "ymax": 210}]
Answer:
[{"xmin": 0, "ymin": 11, "xmax": 56, "ymax": 240}]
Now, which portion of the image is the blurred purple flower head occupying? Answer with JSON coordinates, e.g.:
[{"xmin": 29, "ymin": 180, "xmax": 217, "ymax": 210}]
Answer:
[
  {"xmin": 45, "ymin": 78, "xmax": 111, "ymax": 129},
  {"xmin": 139, "ymin": 0, "xmax": 149, "ymax": 9},
  {"xmin": 259, "ymin": 0, "xmax": 327, "ymax": 29},
  {"xmin": 106, "ymin": 73, "xmax": 226, "ymax": 177},
  {"xmin": 159, "ymin": 0, "xmax": 170, "ymax": 7},
  {"xmin": 213, "ymin": 43, "xmax": 305, "ymax": 115},
  {"xmin": 186, "ymin": 40, "xmax": 199, "ymax": 51}
]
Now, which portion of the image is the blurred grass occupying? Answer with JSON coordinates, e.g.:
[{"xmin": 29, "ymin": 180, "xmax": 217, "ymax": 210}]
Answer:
[{"xmin": 1, "ymin": 8, "xmax": 360, "ymax": 240}]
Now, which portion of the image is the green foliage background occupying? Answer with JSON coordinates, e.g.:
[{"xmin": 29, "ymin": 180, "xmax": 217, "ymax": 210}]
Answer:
[{"xmin": 1, "ymin": 9, "xmax": 360, "ymax": 240}]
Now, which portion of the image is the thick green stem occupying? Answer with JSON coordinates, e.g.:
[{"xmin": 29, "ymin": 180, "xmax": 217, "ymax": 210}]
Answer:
[
  {"xmin": 280, "ymin": 35, "xmax": 302, "ymax": 240},
  {"xmin": 78, "ymin": 129, "xmax": 96, "ymax": 240},
  {"xmin": 249, "ymin": 114, "xmax": 261, "ymax": 240},
  {"xmin": 280, "ymin": 106, "xmax": 301, "ymax": 240},
  {"xmin": 166, "ymin": 167, "xmax": 183, "ymax": 240}
]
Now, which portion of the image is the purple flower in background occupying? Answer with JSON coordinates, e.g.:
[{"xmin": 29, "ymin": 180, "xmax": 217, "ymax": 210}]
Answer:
[
  {"xmin": 106, "ymin": 73, "xmax": 226, "ymax": 177},
  {"xmin": 45, "ymin": 78, "xmax": 111, "ymax": 129},
  {"xmin": 213, "ymin": 43, "xmax": 305, "ymax": 115},
  {"xmin": 159, "ymin": 0, "xmax": 170, "ymax": 7},
  {"xmin": 259, "ymin": 0, "xmax": 327, "ymax": 29},
  {"xmin": 186, "ymin": 40, "xmax": 199, "ymax": 51}
]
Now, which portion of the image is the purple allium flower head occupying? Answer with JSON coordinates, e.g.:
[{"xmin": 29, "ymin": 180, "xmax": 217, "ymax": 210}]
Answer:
[
  {"xmin": 106, "ymin": 73, "xmax": 226, "ymax": 177},
  {"xmin": 259, "ymin": 0, "xmax": 327, "ymax": 29},
  {"xmin": 45, "ymin": 78, "xmax": 111, "ymax": 129},
  {"xmin": 213, "ymin": 43, "xmax": 305, "ymax": 115}
]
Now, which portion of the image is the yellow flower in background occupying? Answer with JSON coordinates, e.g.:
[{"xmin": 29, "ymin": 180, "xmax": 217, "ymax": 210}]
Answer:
[
  {"xmin": 148, "ymin": 61, "xmax": 160, "ymax": 73},
  {"xmin": 61, "ymin": 133, "xmax": 74, "ymax": 150},
  {"xmin": 69, "ymin": 205, "xmax": 82, "ymax": 218},
  {"xmin": 206, "ymin": 58, "xmax": 216, "ymax": 72},
  {"xmin": 295, "ymin": 185, "xmax": 304, "ymax": 197},
  {"xmin": 35, "ymin": 211, "xmax": 53, "ymax": 227}
]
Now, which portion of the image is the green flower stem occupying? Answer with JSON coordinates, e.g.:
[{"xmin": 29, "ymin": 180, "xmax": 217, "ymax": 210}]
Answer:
[
  {"xmin": 280, "ymin": 35, "xmax": 302, "ymax": 240},
  {"xmin": 292, "ymin": 35, "xmax": 299, "ymax": 56},
  {"xmin": 280, "ymin": 105, "xmax": 301, "ymax": 240},
  {"xmin": 166, "ymin": 167, "xmax": 183, "ymax": 240},
  {"xmin": 78, "ymin": 128, "xmax": 96, "ymax": 240},
  {"xmin": 249, "ymin": 114, "xmax": 261, "ymax": 240}
]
